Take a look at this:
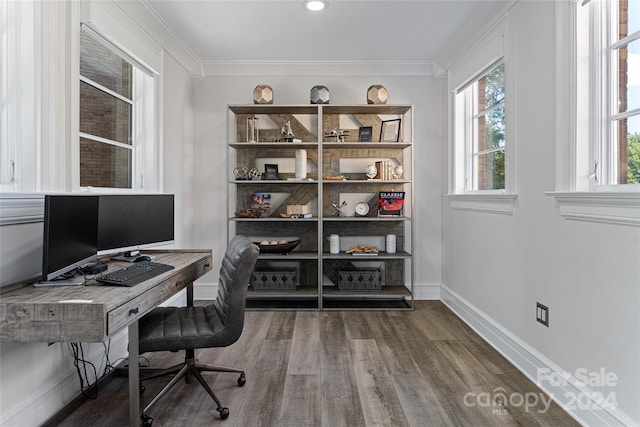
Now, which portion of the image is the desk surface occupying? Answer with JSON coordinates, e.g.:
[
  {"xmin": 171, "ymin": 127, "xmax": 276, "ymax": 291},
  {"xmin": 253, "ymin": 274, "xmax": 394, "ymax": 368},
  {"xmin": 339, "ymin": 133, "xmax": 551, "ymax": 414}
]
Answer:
[{"xmin": 0, "ymin": 250, "xmax": 212, "ymax": 343}]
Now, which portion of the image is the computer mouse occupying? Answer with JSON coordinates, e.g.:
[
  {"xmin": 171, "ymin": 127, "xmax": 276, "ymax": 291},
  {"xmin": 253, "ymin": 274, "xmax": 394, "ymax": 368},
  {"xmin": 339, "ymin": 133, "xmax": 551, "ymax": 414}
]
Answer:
[{"xmin": 134, "ymin": 255, "xmax": 152, "ymax": 263}]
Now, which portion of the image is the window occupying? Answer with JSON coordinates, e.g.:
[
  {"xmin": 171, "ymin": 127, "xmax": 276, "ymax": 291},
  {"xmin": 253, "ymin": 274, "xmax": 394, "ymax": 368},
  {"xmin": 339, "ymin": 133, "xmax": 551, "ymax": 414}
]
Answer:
[
  {"xmin": 79, "ymin": 27, "xmax": 156, "ymax": 190},
  {"xmin": 548, "ymin": 0, "xmax": 639, "ymax": 225},
  {"xmin": 610, "ymin": 0, "xmax": 639, "ymax": 185},
  {"xmin": 577, "ymin": 0, "xmax": 640, "ymax": 189},
  {"xmin": 454, "ymin": 61, "xmax": 506, "ymax": 192},
  {"xmin": 0, "ymin": 0, "xmax": 37, "ymax": 192}
]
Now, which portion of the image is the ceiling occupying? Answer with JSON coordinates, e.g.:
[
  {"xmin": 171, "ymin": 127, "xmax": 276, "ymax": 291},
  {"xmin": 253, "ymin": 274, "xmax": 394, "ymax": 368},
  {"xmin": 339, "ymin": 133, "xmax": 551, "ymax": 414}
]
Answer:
[{"xmin": 144, "ymin": 0, "xmax": 494, "ymax": 69}]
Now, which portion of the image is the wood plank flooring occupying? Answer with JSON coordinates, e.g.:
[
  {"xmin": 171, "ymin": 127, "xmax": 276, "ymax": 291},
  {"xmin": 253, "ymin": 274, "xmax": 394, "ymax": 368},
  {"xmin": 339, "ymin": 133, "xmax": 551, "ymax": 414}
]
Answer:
[{"xmin": 52, "ymin": 301, "xmax": 580, "ymax": 427}]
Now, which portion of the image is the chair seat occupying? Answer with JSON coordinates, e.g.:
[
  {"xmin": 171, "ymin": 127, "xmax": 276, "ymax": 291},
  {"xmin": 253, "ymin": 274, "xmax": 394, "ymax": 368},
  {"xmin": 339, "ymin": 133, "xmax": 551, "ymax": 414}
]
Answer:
[{"xmin": 139, "ymin": 306, "xmax": 224, "ymax": 353}]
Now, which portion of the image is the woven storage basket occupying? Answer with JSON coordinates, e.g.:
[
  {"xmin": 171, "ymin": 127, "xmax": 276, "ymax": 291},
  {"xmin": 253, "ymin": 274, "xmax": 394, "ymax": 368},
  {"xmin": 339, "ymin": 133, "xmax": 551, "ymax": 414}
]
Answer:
[
  {"xmin": 337, "ymin": 267, "xmax": 382, "ymax": 291},
  {"xmin": 251, "ymin": 267, "xmax": 297, "ymax": 291}
]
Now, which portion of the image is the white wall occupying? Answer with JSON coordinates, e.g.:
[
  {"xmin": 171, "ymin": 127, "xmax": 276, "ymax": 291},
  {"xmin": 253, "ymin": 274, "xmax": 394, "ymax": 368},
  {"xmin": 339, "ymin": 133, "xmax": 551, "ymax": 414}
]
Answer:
[
  {"xmin": 0, "ymin": 3, "xmax": 194, "ymax": 426},
  {"xmin": 190, "ymin": 75, "xmax": 444, "ymax": 300},
  {"xmin": 441, "ymin": 2, "xmax": 640, "ymax": 426}
]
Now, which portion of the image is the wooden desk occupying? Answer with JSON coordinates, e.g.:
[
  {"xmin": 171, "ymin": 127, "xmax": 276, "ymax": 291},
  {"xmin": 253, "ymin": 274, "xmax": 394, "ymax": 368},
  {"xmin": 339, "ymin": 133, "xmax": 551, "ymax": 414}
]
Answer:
[{"xmin": 0, "ymin": 249, "xmax": 213, "ymax": 426}]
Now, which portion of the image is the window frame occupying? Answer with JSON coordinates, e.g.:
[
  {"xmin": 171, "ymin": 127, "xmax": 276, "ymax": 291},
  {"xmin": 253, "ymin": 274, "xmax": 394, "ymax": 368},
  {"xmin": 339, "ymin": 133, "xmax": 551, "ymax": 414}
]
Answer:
[
  {"xmin": 0, "ymin": 0, "xmax": 37, "ymax": 193},
  {"xmin": 447, "ymin": 16, "xmax": 517, "ymax": 215},
  {"xmin": 78, "ymin": 25, "xmax": 158, "ymax": 192},
  {"xmin": 547, "ymin": 0, "xmax": 640, "ymax": 225},
  {"xmin": 462, "ymin": 60, "xmax": 506, "ymax": 192}
]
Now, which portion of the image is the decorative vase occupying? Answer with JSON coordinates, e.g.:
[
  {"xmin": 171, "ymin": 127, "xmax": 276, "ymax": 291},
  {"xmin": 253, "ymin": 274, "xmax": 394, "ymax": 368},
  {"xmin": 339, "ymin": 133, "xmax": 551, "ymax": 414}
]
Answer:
[
  {"xmin": 367, "ymin": 84, "xmax": 388, "ymax": 104},
  {"xmin": 310, "ymin": 85, "xmax": 330, "ymax": 104},
  {"xmin": 253, "ymin": 84, "xmax": 273, "ymax": 104},
  {"xmin": 246, "ymin": 116, "xmax": 259, "ymax": 142},
  {"xmin": 295, "ymin": 149, "xmax": 307, "ymax": 179},
  {"xmin": 386, "ymin": 234, "xmax": 397, "ymax": 254},
  {"xmin": 329, "ymin": 234, "xmax": 340, "ymax": 254}
]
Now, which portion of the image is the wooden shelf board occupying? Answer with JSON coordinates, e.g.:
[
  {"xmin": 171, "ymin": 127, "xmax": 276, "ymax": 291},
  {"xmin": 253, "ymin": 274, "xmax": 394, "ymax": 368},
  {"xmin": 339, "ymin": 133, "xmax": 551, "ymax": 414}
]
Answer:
[
  {"xmin": 229, "ymin": 105, "xmax": 318, "ymax": 114},
  {"xmin": 322, "ymin": 286, "xmax": 411, "ymax": 298},
  {"xmin": 321, "ymin": 105, "xmax": 412, "ymax": 115},
  {"xmin": 322, "ymin": 251, "xmax": 411, "ymax": 260},
  {"xmin": 321, "ymin": 142, "xmax": 412, "ymax": 149}
]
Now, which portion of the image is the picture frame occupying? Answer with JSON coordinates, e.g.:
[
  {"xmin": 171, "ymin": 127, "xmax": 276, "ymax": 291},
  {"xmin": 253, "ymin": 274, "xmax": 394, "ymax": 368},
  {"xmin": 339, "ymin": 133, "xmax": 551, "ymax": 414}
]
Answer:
[
  {"xmin": 380, "ymin": 119, "xmax": 402, "ymax": 142},
  {"xmin": 358, "ymin": 126, "xmax": 373, "ymax": 142},
  {"xmin": 264, "ymin": 163, "xmax": 279, "ymax": 180}
]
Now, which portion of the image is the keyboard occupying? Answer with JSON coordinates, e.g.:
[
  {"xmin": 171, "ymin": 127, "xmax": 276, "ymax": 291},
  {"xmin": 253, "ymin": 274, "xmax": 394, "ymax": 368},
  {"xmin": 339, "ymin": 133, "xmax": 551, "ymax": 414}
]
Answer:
[{"xmin": 97, "ymin": 261, "xmax": 174, "ymax": 287}]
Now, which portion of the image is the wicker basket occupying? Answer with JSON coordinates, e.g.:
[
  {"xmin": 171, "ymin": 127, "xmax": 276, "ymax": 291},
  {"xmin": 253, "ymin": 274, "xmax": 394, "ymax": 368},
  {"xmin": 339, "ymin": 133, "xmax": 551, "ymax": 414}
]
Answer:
[
  {"xmin": 251, "ymin": 267, "xmax": 298, "ymax": 291},
  {"xmin": 337, "ymin": 267, "xmax": 383, "ymax": 291}
]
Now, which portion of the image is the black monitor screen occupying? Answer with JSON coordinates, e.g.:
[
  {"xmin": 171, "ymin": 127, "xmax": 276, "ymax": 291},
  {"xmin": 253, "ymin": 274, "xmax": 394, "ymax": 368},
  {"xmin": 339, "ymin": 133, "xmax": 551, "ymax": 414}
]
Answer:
[
  {"xmin": 97, "ymin": 194, "xmax": 174, "ymax": 254},
  {"xmin": 42, "ymin": 195, "xmax": 99, "ymax": 281}
]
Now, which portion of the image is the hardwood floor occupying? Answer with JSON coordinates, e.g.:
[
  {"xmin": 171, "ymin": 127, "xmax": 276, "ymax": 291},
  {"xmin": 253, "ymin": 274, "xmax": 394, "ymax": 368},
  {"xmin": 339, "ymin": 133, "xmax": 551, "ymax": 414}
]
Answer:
[{"xmin": 53, "ymin": 301, "xmax": 580, "ymax": 427}]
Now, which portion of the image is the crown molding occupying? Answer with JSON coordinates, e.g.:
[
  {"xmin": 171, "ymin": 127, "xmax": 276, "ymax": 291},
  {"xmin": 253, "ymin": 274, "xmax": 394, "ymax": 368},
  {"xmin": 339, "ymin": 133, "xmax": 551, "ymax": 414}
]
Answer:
[
  {"xmin": 437, "ymin": 0, "xmax": 517, "ymax": 71},
  {"xmin": 192, "ymin": 60, "xmax": 445, "ymax": 77},
  {"xmin": 115, "ymin": 0, "xmax": 201, "ymax": 73}
]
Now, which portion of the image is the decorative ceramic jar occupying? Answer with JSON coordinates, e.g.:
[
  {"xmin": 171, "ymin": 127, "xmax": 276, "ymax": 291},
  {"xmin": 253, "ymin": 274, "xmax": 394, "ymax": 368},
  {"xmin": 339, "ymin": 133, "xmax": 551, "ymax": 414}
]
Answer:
[
  {"xmin": 253, "ymin": 84, "xmax": 273, "ymax": 104},
  {"xmin": 329, "ymin": 234, "xmax": 340, "ymax": 254},
  {"xmin": 310, "ymin": 85, "xmax": 330, "ymax": 104},
  {"xmin": 386, "ymin": 234, "xmax": 397, "ymax": 254},
  {"xmin": 367, "ymin": 84, "xmax": 388, "ymax": 104},
  {"xmin": 295, "ymin": 149, "xmax": 307, "ymax": 179}
]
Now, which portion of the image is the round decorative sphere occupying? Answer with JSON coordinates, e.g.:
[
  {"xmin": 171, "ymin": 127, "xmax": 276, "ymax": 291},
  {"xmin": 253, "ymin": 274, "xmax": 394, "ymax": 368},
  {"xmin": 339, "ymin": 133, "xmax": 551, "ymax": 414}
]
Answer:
[
  {"xmin": 393, "ymin": 165, "xmax": 404, "ymax": 179},
  {"xmin": 233, "ymin": 165, "xmax": 249, "ymax": 179},
  {"xmin": 367, "ymin": 84, "xmax": 388, "ymax": 104},
  {"xmin": 253, "ymin": 84, "xmax": 273, "ymax": 104},
  {"xmin": 310, "ymin": 85, "xmax": 330, "ymax": 104},
  {"xmin": 248, "ymin": 168, "xmax": 261, "ymax": 179},
  {"xmin": 366, "ymin": 164, "xmax": 378, "ymax": 179}
]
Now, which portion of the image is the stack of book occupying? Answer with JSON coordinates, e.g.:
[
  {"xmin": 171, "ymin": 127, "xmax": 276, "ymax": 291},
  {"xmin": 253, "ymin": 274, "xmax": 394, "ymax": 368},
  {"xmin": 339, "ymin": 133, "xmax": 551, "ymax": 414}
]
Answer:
[{"xmin": 375, "ymin": 160, "xmax": 396, "ymax": 180}]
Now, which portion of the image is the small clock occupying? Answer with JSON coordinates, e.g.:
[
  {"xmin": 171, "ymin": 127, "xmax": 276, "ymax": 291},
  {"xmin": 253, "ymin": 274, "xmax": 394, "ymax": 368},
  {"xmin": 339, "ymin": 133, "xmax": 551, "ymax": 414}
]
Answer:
[{"xmin": 355, "ymin": 201, "xmax": 369, "ymax": 216}]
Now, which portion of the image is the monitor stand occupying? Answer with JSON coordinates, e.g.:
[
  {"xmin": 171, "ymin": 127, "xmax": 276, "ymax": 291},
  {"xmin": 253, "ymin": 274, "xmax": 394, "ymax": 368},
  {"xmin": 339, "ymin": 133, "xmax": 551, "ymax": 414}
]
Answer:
[
  {"xmin": 111, "ymin": 250, "xmax": 150, "ymax": 263},
  {"xmin": 34, "ymin": 277, "xmax": 85, "ymax": 287}
]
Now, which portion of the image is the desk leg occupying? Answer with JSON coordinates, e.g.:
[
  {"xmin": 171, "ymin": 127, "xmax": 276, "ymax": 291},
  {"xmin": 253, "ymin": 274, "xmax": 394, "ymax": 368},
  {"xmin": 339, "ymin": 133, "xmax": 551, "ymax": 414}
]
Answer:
[
  {"xmin": 187, "ymin": 282, "xmax": 194, "ymax": 307},
  {"xmin": 129, "ymin": 321, "xmax": 140, "ymax": 427}
]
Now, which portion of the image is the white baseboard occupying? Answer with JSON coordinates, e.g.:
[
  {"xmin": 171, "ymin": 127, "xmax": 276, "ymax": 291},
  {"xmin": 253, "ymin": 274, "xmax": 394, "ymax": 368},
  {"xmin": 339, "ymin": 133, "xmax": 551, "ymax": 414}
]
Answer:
[{"xmin": 440, "ymin": 284, "xmax": 638, "ymax": 427}]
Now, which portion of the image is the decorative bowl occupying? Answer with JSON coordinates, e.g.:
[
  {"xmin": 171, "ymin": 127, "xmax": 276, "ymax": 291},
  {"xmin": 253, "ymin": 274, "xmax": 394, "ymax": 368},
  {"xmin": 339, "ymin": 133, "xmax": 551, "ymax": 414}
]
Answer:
[{"xmin": 254, "ymin": 238, "xmax": 301, "ymax": 254}]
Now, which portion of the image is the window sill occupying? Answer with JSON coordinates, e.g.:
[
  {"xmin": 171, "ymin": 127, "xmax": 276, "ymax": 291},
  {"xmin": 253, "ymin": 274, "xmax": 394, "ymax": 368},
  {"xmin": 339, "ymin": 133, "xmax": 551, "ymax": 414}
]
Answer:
[
  {"xmin": 544, "ymin": 192, "xmax": 640, "ymax": 226},
  {"xmin": 447, "ymin": 193, "xmax": 518, "ymax": 215},
  {"xmin": 0, "ymin": 193, "xmax": 45, "ymax": 226}
]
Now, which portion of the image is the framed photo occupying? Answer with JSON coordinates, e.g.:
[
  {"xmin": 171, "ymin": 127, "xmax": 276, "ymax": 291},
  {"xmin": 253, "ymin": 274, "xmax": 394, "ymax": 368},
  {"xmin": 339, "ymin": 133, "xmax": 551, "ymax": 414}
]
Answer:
[
  {"xmin": 380, "ymin": 119, "xmax": 402, "ymax": 142},
  {"xmin": 264, "ymin": 163, "xmax": 279, "ymax": 180},
  {"xmin": 251, "ymin": 193, "xmax": 271, "ymax": 213},
  {"xmin": 358, "ymin": 126, "xmax": 373, "ymax": 142}
]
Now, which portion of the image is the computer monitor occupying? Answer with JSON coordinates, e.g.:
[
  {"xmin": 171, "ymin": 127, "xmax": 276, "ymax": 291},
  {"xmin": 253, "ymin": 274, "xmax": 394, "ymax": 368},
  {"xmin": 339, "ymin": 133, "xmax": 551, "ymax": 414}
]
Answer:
[
  {"xmin": 41, "ymin": 195, "xmax": 99, "ymax": 283},
  {"xmin": 97, "ymin": 194, "xmax": 174, "ymax": 258}
]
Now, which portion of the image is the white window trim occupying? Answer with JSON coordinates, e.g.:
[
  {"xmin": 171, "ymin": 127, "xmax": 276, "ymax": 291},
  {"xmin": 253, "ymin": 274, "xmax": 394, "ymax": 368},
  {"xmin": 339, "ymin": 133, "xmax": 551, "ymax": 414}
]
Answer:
[
  {"xmin": 548, "ymin": 0, "xmax": 640, "ymax": 226},
  {"xmin": 447, "ymin": 193, "xmax": 517, "ymax": 215},
  {"xmin": 544, "ymin": 191, "xmax": 640, "ymax": 226},
  {"xmin": 447, "ymin": 15, "xmax": 517, "ymax": 215},
  {"xmin": 0, "ymin": 193, "xmax": 44, "ymax": 226}
]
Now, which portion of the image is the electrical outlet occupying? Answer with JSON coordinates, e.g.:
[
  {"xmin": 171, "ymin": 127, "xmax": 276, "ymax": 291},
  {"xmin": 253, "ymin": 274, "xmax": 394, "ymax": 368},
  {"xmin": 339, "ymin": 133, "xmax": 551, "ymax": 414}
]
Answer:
[{"xmin": 536, "ymin": 302, "xmax": 549, "ymax": 327}]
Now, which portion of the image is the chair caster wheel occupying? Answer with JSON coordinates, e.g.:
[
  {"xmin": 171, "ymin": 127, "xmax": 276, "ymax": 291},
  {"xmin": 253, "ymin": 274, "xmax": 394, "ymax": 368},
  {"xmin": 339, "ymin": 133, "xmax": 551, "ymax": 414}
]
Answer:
[
  {"xmin": 141, "ymin": 414, "xmax": 153, "ymax": 426},
  {"xmin": 238, "ymin": 373, "xmax": 246, "ymax": 386},
  {"xmin": 218, "ymin": 407, "xmax": 230, "ymax": 419}
]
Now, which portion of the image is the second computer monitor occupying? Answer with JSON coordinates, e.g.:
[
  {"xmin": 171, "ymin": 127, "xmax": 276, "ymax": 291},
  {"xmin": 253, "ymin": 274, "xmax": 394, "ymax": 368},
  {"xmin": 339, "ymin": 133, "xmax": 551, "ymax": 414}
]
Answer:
[{"xmin": 97, "ymin": 194, "xmax": 175, "ymax": 256}]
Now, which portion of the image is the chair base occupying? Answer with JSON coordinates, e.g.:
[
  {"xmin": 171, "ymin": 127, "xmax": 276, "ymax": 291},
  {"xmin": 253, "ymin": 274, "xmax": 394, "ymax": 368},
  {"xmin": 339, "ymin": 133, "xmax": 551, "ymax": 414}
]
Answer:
[{"xmin": 140, "ymin": 353, "xmax": 245, "ymax": 421}]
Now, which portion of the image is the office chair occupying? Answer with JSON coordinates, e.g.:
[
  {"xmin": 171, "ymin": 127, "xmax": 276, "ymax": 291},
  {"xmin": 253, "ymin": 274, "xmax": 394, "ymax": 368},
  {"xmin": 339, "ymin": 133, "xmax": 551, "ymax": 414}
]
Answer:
[{"xmin": 136, "ymin": 235, "xmax": 259, "ymax": 425}]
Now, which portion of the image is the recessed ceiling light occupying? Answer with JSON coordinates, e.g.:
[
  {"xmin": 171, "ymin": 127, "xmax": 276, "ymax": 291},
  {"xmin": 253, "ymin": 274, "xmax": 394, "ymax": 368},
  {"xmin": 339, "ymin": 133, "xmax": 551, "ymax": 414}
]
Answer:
[{"xmin": 304, "ymin": 1, "xmax": 327, "ymax": 12}]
